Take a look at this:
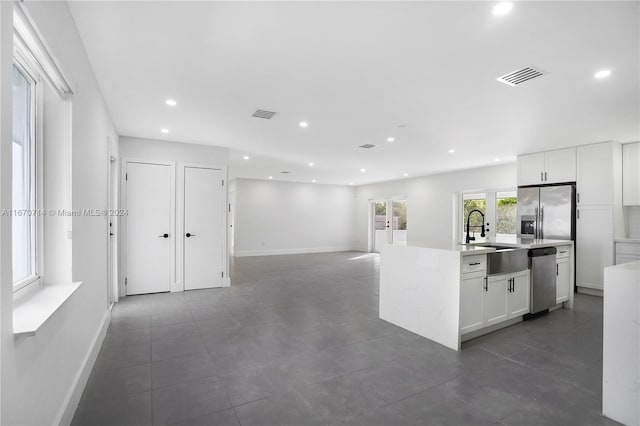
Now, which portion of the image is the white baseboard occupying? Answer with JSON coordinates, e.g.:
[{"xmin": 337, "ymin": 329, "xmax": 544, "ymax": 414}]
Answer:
[
  {"xmin": 577, "ymin": 286, "xmax": 604, "ymax": 297},
  {"xmin": 55, "ymin": 309, "xmax": 111, "ymax": 426},
  {"xmin": 233, "ymin": 246, "xmax": 361, "ymax": 257}
]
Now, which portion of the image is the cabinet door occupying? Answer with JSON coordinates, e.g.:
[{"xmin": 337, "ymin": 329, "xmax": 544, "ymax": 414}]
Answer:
[
  {"xmin": 545, "ymin": 147, "xmax": 576, "ymax": 184},
  {"xmin": 508, "ymin": 271, "xmax": 530, "ymax": 318},
  {"xmin": 518, "ymin": 153, "xmax": 545, "ymax": 186},
  {"xmin": 576, "ymin": 205, "xmax": 613, "ymax": 290},
  {"xmin": 577, "ymin": 142, "xmax": 614, "ymax": 206},
  {"xmin": 484, "ymin": 275, "xmax": 508, "ymax": 326},
  {"xmin": 556, "ymin": 259, "xmax": 570, "ymax": 303},
  {"xmin": 623, "ymin": 142, "xmax": 640, "ymax": 206},
  {"xmin": 460, "ymin": 273, "xmax": 485, "ymax": 334}
]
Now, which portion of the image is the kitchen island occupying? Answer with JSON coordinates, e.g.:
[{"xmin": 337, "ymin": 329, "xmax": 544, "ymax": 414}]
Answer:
[{"xmin": 379, "ymin": 238, "xmax": 574, "ymax": 351}]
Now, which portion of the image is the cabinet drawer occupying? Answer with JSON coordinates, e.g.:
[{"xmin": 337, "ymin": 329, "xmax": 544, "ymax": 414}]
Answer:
[
  {"xmin": 616, "ymin": 243, "xmax": 640, "ymax": 256},
  {"xmin": 556, "ymin": 247, "xmax": 571, "ymax": 259},
  {"xmin": 462, "ymin": 255, "xmax": 486, "ymax": 273}
]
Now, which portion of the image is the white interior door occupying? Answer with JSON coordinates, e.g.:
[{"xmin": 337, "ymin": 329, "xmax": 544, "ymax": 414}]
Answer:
[
  {"xmin": 126, "ymin": 162, "xmax": 172, "ymax": 295},
  {"xmin": 184, "ymin": 167, "xmax": 224, "ymax": 290}
]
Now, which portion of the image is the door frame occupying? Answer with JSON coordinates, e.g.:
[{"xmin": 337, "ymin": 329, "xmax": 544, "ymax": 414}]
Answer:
[
  {"xmin": 121, "ymin": 158, "xmax": 177, "ymax": 297},
  {"xmin": 107, "ymin": 153, "xmax": 118, "ymax": 307},
  {"xmin": 179, "ymin": 162, "xmax": 229, "ymax": 290}
]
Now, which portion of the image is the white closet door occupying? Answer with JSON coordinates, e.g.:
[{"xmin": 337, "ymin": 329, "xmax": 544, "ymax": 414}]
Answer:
[
  {"xmin": 184, "ymin": 167, "xmax": 224, "ymax": 290},
  {"xmin": 126, "ymin": 162, "xmax": 172, "ymax": 295}
]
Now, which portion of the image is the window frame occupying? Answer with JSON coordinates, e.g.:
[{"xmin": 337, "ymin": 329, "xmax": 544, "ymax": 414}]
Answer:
[{"xmin": 12, "ymin": 57, "xmax": 44, "ymax": 293}]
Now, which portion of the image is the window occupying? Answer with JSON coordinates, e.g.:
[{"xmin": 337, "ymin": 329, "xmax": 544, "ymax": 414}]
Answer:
[
  {"xmin": 12, "ymin": 64, "xmax": 37, "ymax": 288},
  {"xmin": 462, "ymin": 193, "xmax": 486, "ymax": 242},
  {"xmin": 496, "ymin": 191, "xmax": 517, "ymax": 237},
  {"xmin": 460, "ymin": 190, "xmax": 518, "ymax": 242}
]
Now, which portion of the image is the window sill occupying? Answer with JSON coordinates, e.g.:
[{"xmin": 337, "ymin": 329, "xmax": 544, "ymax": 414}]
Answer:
[{"xmin": 13, "ymin": 281, "xmax": 83, "ymax": 337}]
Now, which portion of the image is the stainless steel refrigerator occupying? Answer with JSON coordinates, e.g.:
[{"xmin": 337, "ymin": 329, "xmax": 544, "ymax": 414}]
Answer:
[{"xmin": 517, "ymin": 184, "xmax": 576, "ymax": 241}]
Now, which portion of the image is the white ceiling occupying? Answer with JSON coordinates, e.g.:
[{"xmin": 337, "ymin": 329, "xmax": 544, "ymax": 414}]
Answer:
[{"xmin": 68, "ymin": 1, "xmax": 639, "ymax": 186}]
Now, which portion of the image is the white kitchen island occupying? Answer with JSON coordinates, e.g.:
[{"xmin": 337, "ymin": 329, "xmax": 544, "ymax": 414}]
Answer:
[{"xmin": 379, "ymin": 238, "xmax": 574, "ymax": 351}]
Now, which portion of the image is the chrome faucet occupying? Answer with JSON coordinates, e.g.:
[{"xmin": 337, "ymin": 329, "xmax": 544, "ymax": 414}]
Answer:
[{"xmin": 465, "ymin": 209, "xmax": 486, "ymax": 244}]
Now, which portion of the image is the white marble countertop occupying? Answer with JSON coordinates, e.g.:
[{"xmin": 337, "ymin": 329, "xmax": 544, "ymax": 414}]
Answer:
[{"xmin": 393, "ymin": 236, "xmax": 573, "ymax": 256}]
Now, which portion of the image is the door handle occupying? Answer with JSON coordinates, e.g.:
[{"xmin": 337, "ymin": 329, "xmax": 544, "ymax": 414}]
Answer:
[
  {"xmin": 484, "ymin": 277, "xmax": 488, "ymax": 292},
  {"xmin": 158, "ymin": 233, "xmax": 169, "ymax": 238},
  {"xmin": 540, "ymin": 206, "xmax": 544, "ymax": 239},
  {"xmin": 185, "ymin": 233, "xmax": 196, "ymax": 238}
]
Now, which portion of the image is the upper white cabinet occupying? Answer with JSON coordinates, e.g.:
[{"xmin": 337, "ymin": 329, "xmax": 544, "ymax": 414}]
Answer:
[
  {"xmin": 577, "ymin": 142, "xmax": 622, "ymax": 206},
  {"xmin": 517, "ymin": 147, "xmax": 576, "ymax": 186},
  {"xmin": 623, "ymin": 142, "xmax": 640, "ymax": 206}
]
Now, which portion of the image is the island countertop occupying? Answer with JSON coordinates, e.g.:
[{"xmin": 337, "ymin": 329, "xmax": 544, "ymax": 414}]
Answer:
[{"xmin": 396, "ymin": 237, "xmax": 573, "ymax": 255}]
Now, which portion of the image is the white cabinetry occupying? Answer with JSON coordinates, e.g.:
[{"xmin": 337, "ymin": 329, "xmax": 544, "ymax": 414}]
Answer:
[
  {"xmin": 576, "ymin": 141, "xmax": 623, "ymax": 292},
  {"xmin": 615, "ymin": 241, "xmax": 640, "ymax": 265},
  {"xmin": 460, "ymin": 271, "xmax": 485, "ymax": 334},
  {"xmin": 460, "ymin": 260, "xmax": 530, "ymax": 336},
  {"xmin": 576, "ymin": 206, "xmax": 614, "ymax": 290},
  {"xmin": 622, "ymin": 142, "xmax": 640, "ymax": 206},
  {"xmin": 485, "ymin": 275, "xmax": 509, "ymax": 326},
  {"xmin": 556, "ymin": 248, "xmax": 570, "ymax": 303},
  {"xmin": 518, "ymin": 148, "xmax": 576, "ymax": 186}
]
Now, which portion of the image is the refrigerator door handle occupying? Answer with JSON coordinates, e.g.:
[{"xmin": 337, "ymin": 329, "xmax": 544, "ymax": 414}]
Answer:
[
  {"xmin": 540, "ymin": 206, "xmax": 544, "ymax": 239},
  {"xmin": 534, "ymin": 206, "xmax": 539, "ymax": 239}
]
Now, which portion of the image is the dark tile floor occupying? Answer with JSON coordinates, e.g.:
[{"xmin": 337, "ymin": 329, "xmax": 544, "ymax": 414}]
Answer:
[{"xmin": 72, "ymin": 252, "xmax": 618, "ymax": 426}]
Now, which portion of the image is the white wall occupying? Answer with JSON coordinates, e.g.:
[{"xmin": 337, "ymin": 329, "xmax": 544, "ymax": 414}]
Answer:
[
  {"xmin": 1, "ymin": 2, "xmax": 119, "ymax": 425},
  {"xmin": 120, "ymin": 137, "xmax": 230, "ymax": 292},
  {"xmin": 233, "ymin": 179, "xmax": 357, "ymax": 256},
  {"xmin": 354, "ymin": 164, "xmax": 517, "ymax": 250}
]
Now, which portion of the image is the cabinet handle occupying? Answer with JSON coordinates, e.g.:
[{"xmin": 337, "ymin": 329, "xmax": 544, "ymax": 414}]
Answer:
[
  {"xmin": 484, "ymin": 277, "xmax": 488, "ymax": 292},
  {"xmin": 577, "ymin": 209, "xmax": 579, "ymax": 219},
  {"xmin": 469, "ymin": 262, "xmax": 481, "ymax": 266},
  {"xmin": 557, "ymin": 264, "xmax": 559, "ymax": 276},
  {"xmin": 577, "ymin": 193, "xmax": 580, "ymax": 203},
  {"xmin": 544, "ymin": 171, "xmax": 547, "ymax": 181},
  {"xmin": 540, "ymin": 172, "xmax": 543, "ymax": 182}
]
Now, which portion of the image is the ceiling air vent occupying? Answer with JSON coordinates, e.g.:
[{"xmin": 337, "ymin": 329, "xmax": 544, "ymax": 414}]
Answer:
[
  {"xmin": 280, "ymin": 171, "xmax": 291, "ymax": 174},
  {"xmin": 359, "ymin": 144, "xmax": 377, "ymax": 149},
  {"xmin": 252, "ymin": 109, "xmax": 277, "ymax": 119},
  {"xmin": 497, "ymin": 67, "xmax": 544, "ymax": 87}
]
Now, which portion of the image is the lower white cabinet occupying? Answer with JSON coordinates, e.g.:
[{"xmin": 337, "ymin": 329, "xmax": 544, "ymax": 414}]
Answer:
[
  {"xmin": 460, "ymin": 271, "xmax": 485, "ymax": 334},
  {"xmin": 576, "ymin": 205, "xmax": 614, "ymax": 290},
  {"xmin": 460, "ymin": 269, "xmax": 530, "ymax": 335},
  {"xmin": 556, "ymin": 255, "xmax": 570, "ymax": 303}
]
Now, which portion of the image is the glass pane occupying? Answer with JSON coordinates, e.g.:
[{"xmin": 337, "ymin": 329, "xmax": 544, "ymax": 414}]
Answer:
[
  {"xmin": 496, "ymin": 191, "xmax": 517, "ymax": 236},
  {"xmin": 463, "ymin": 194, "xmax": 486, "ymax": 239},
  {"xmin": 374, "ymin": 201, "xmax": 386, "ymax": 230},
  {"xmin": 391, "ymin": 200, "xmax": 407, "ymax": 231},
  {"xmin": 12, "ymin": 65, "xmax": 33, "ymax": 283}
]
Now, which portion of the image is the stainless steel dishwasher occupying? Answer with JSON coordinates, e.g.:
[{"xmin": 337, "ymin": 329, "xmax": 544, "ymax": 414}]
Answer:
[{"xmin": 528, "ymin": 247, "xmax": 557, "ymax": 314}]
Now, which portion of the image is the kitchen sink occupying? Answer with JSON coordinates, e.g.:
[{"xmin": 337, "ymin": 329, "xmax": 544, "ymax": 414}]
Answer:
[{"xmin": 487, "ymin": 248, "xmax": 528, "ymax": 275}]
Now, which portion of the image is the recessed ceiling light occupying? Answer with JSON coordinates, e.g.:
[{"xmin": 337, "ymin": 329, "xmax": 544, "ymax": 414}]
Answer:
[
  {"xmin": 243, "ymin": 155, "xmax": 250, "ymax": 160},
  {"xmin": 594, "ymin": 69, "xmax": 612, "ymax": 79},
  {"xmin": 299, "ymin": 121, "xmax": 308, "ymax": 128},
  {"xmin": 448, "ymin": 149, "xmax": 455, "ymax": 154},
  {"xmin": 360, "ymin": 168, "xmax": 366, "ymax": 173},
  {"xmin": 403, "ymin": 173, "xmax": 409, "ymax": 177},
  {"xmin": 161, "ymin": 128, "xmax": 169, "ymax": 134},
  {"xmin": 387, "ymin": 137, "xmax": 395, "ymax": 143},
  {"xmin": 349, "ymin": 182, "xmax": 354, "ymax": 185},
  {"xmin": 492, "ymin": 2, "xmax": 513, "ymax": 16},
  {"xmin": 308, "ymin": 162, "xmax": 314, "ymax": 167},
  {"xmin": 165, "ymin": 99, "xmax": 177, "ymax": 106},
  {"xmin": 268, "ymin": 176, "xmax": 273, "ymax": 180},
  {"xmin": 494, "ymin": 158, "xmax": 501, "ymax": 162},
  {"xmin": 312, "ymin": 179, "xmax": 316, "ymax": 183}
]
